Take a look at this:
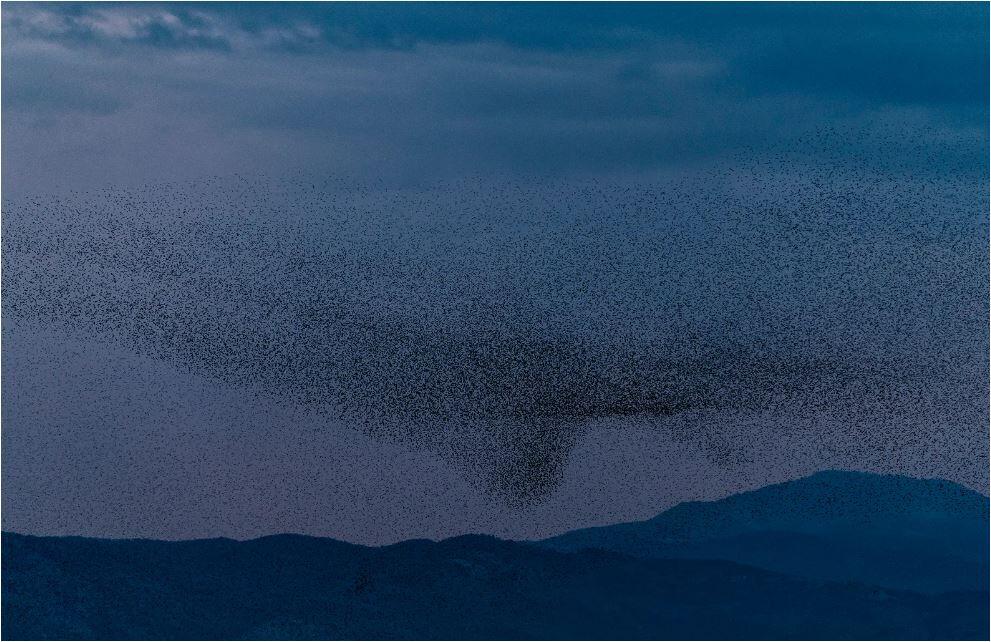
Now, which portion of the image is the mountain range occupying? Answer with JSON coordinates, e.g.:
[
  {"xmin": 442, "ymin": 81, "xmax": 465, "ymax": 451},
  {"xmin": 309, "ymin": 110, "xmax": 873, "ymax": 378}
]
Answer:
[{"xmin": 4, "ymin": 470, "xmax": 988, "ymax": 640}]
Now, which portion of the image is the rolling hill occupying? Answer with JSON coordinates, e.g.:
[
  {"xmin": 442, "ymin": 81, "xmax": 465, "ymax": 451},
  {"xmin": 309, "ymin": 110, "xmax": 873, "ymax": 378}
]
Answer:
[
  {"xmin": 541, "ymin": 470, "xmax": 990, "ymax": 593},
  {"xmin": 4, "ymin": 471, "xmax": 988, "ymax": 640}
]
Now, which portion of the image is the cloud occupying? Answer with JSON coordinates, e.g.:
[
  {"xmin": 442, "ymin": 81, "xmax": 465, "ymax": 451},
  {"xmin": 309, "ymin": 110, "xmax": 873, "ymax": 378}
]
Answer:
[
  {"xmin": 1, "ymin": 4, "xmax": 328, "ymax": 52},
  {"xmin": 1, "ymin": 3, "xmax": 986, "ymax": 200}
]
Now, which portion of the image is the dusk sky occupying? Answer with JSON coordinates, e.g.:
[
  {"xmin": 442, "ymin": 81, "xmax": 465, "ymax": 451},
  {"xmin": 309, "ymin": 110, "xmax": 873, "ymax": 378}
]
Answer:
[{"xmin": 2, "ymin": 2, "xmax": 988, "ymax": 544}]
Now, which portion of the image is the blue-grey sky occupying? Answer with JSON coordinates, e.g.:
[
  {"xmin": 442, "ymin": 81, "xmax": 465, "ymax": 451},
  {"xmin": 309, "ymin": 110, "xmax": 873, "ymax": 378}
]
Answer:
[
  {"xmin": 4, "ymin": 2, "xmax": 987, "ymax": 197},
  {"xmin": 2, "ymin": 3, "xmax": 988, "ymax": 543}
]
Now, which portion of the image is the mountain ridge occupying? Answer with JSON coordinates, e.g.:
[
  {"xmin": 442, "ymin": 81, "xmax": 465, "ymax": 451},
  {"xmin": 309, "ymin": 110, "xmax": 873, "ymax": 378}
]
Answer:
[
  {"xmin": 4, "ymin": 470, "xmax": 988, "ymax": 639},
  {"xmin": 540, "ymin": 469, "xmax": 989, "ymax": 594},
  {"xmin": 4, "ymin": 529, "xmax": 987, "ymax": 640}
]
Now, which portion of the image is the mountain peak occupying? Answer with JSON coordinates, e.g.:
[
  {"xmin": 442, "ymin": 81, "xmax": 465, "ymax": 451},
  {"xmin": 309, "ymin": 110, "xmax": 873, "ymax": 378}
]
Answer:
[
  {"xmin": 651, "ymin": 470, "xmax": 988, "ymax": 525},
  {"xmin": 542, "ymin": 470, "xmax": 989, "ymax": 593}
]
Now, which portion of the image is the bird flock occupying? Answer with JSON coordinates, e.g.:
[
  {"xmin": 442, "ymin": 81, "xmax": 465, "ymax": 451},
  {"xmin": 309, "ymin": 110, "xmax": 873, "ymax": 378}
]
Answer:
[{"xmin": 3, "ymin": 147, "xmax": 987, "ymax": 503}]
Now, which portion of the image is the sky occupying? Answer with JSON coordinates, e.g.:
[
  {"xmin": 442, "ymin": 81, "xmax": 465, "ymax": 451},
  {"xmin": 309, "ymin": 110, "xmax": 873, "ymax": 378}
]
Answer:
[
  {"xmin": 4, "ymin": 2, "xmax": 987, "ymax": 197},
  {"xmin": 2, "ymin": 2, "xmax": 988, "ymax": 544}
]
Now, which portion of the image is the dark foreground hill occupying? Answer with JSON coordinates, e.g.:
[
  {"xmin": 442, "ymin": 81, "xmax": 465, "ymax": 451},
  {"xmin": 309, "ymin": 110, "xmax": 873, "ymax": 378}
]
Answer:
[
  {"xmin": 3, "ymin": 471, "xmax": 988, "ymax": 640},
  {"xmin": 542, "ymin": 470, "xmax": 990, "ymax": 594},
  {"xmin": 4, "ymin": 532, "xmax": 987, "ymax": 640}
]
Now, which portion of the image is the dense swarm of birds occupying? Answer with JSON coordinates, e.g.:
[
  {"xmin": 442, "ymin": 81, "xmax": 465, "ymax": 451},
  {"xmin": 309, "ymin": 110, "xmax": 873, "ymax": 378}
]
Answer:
[{"xmin": 3, "ymin": 149, "xmax": 987, "ymax": 504}]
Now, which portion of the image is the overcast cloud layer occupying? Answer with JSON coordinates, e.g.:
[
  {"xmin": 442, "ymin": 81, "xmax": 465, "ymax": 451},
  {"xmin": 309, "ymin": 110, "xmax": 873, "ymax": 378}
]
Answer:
[{"xmin": 4, "ymin": 3, "xmax": 987, "ymax": 198}]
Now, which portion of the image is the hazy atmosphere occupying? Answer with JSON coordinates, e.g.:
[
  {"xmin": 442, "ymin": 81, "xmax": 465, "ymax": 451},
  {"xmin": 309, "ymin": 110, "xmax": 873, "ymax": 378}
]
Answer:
[{"xmin": 3, "ymin": 2, "xmax": 988, "ymax": 544}]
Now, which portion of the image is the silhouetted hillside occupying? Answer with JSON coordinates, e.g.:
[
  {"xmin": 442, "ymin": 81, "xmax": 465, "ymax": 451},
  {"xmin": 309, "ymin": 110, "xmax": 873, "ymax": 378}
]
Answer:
[
  {"xmin": 2, "ymin": 531, "xmax": 986, "ymax": 640},
  {"xmin": 4, "ymin": 471, "xmax": 988, "ymax": 640},
  {"xmin": 542, "ymin": 470, "xmax": 990, "ymax": 593}
]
